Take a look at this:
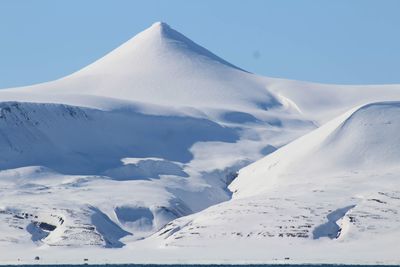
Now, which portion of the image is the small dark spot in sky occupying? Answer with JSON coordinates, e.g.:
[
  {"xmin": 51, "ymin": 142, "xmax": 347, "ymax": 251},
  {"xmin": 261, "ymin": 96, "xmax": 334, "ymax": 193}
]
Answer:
[{"xmin": 253, "ymin": 50, "xmax": 261, "ymax": 59}]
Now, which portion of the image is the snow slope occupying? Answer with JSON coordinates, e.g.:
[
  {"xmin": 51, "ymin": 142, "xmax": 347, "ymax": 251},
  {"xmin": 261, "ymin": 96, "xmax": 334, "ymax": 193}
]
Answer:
[
  {"xmin": 0, "ymin": 22, "xmax": 283, "ymax": 114},
  {"xmin": 0, "ymin": 101, "xmax": 238, "ymax": 173},
  {"xmin": 0, "ymin": 22, "xmax": 314, "ymax": 250},
  {"xmin": 230, "ymin": 101, "xmax": 400, "ymax": 197},
  {"xmin": 155, "ymin": 102, "xmax": 400, "ymax": 263},
  {"xmin": 0, "ymin": 22, "xmax": 399, "ymax": 263},
  {"xmin": 265, "ymin": 78, "xmax": 400, "ymax": 123}
]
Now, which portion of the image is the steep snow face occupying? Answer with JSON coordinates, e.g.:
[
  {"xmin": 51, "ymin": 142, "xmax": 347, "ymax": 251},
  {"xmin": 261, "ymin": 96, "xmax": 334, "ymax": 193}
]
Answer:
[
  {"xmin": 318, "ymin": 102, "xmax": 400, "ymax": 169},
  {"xmin": 230, "ymin": 101, "xmax": 400, "ymax": 198},
  {"xmin": 0, "ymin": 101, "xmax": 238, "ymax": 174}
]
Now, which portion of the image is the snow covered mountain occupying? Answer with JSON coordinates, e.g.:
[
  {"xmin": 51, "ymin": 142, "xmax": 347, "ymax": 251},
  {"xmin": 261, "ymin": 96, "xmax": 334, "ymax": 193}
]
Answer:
[
  {"xmin": 154, "ymin": 101, "xmax": 400, "ymax": 263},
  {"xmin": 0, "ymin": 21, "xmax": 314, "ymax": 250},
  {"xmin": 0, "ymin": 22, "xmax": 283, "ymax": 113},
  {"xmin": 0, "ymin": 22, "xmax": 399, "ymax": 264}
]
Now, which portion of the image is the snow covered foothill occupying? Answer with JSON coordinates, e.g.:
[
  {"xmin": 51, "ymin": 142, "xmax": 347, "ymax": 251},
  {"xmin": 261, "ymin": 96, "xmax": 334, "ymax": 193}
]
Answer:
[
  {"xmin": 155, "ymin": 102, "xmax": 400, "ymax": 263},
  {"xmin": 0, "ymin": 21, "xmax": 399, "ymax": 264},
  {"xmin": 230, "ymin": 101, "xmax": 400, "ymax": 197}
]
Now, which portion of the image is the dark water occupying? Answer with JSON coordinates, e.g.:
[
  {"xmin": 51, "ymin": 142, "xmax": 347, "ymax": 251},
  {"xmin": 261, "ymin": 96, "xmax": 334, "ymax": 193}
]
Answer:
[{"xmin": 1, "ymin": 265, "xmax": 398, "ymax": 267}]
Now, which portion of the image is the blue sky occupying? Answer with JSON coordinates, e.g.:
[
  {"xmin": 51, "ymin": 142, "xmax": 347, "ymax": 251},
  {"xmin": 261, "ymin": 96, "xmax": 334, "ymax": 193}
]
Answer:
[{"xmin": 0, "ymin": 0, "xmax": 399, "ymax": 88}]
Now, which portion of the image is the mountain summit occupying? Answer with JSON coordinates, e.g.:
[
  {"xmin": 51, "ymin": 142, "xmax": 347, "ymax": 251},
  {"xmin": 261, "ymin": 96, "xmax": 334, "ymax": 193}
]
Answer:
[
  {"xmin": 139, "ymin": 21, "xmax": 245, "ymax": 71},
  {"xmin": 0, "ymin": 22, "xmax": 280, "ymax": 112}
]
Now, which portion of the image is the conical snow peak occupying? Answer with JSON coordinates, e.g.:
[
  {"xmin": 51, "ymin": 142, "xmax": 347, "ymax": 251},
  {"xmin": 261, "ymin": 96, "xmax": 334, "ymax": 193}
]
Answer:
[{"xmin": 150, "ymin": 21, "xmax": 170, "ymax": 29}]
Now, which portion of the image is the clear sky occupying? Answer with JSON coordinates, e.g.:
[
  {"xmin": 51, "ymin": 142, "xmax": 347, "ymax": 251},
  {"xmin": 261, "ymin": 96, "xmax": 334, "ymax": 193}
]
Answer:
[{"xmin": 1, "ymin": 0, "xmax": 399, "ymax": 88}]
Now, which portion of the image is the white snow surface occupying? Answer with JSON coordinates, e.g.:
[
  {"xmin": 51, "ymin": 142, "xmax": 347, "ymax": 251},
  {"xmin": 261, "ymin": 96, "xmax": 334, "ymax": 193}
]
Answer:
[
  {"xmin": 145, "ymin": 102, "xmax": 400, "ymax": 264},
  {"xmin": 0, "ymin": 22, "xmax": 399, "ymax": 264},
  {"xmin": 230, "ymin": 101, "xmax": 400, "ymax": 197}
]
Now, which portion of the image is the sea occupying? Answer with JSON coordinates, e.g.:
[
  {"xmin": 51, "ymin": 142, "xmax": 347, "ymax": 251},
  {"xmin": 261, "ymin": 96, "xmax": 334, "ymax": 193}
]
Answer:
[{"xmin": 1, "ymin": 265, "xmax": 398, "ymax": 267}]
